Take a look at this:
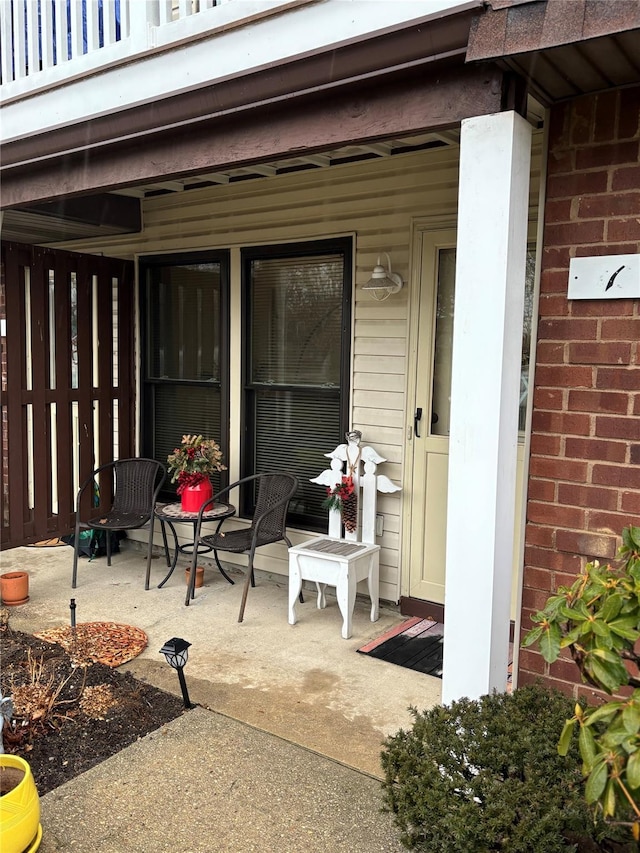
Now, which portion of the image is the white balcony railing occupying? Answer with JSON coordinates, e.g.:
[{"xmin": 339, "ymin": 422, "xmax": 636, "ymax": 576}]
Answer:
[
  {"xmin": 0, "ymin": 0, "xmax": 242, "ymax": 89},
  {"xmin": 1, "ymin": 0, "xmax": 467, "ymax": 144}
]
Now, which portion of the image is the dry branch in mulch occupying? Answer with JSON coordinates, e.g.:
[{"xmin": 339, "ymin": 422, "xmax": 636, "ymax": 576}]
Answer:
[{"xmin": 1, "ymin": 619, "xmax": 186, "ymax": 794}]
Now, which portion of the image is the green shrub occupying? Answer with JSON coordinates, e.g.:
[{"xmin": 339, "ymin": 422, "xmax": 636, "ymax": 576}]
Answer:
[
  {"xmin": 522, "ymin": 526, "xmax": 640, "ymax": 839},
  {"xmin": 380, "ymin": 685, "xmax": 602, "ymax": 853}
]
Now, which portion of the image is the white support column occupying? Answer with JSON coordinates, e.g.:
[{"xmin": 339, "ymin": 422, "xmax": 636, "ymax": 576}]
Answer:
[{"xmin": 442, "ymin": 111, "xmax": 532, "ymax": 704}]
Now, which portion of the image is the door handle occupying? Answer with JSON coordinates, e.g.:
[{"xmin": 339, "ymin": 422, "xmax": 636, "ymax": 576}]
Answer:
[{"xmin": 414, "ymin": 407, "xmax": 423, "ymax": 438}]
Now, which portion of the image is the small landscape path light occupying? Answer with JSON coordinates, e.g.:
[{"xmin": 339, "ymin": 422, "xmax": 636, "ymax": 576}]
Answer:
[
  {"xmin": 70, "ymin": 598, "xmax": 77, "ymax": 656},
  {"xmin": 159, "ymin": 637, "xmax": 194, "ymax": 709}
]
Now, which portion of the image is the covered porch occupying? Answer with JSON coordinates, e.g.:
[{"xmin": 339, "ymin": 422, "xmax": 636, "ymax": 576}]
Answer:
[
  {"xmin": 1, "ymin": 0, "xmax": 550, "ymax": 706},
  {"xmin": 2, "ymin": 539, "xmax": 442, "ymax": 778},
  {"xmin": 1, "ymin": 114, "xmax": 538, "ymax": 707}
]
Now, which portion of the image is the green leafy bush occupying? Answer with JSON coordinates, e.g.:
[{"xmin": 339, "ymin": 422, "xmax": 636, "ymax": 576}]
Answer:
[
  {"xmin": 522, "ymin": 526, "xmax": 640, "ymax": 839},
  {"xmin": 380, "ymin": 685, "xmax": 602, "ymax": 853}
]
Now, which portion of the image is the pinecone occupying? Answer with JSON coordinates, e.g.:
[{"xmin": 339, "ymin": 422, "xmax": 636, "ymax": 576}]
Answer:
[{"xmin": 342, "ymin": 491, "xmax": 358, "ymax": 532}]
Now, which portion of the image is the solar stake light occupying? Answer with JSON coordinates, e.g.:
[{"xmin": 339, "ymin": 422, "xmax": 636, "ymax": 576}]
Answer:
[
  {"xmin": 70, "ymin": 598, "xmax": 78, "ymax": 656},
  {"xmin": 159, "ymin": 637, "xmax": 194, "ymax": 708}
]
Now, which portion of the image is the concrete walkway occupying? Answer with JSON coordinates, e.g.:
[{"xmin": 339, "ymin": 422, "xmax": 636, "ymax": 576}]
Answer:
[
  {"xmin": 2, "ymin": 542, "xmax": 442, "ymax": 851},
  {"xmin": 36, "ymin": 708, "xmax": 405, "ymax": 852}
]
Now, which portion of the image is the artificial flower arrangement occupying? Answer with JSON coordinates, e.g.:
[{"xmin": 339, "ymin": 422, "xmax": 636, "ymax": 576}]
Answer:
[
  {"xmin": 322, "ymin": 475, "xmax": 358, "ymax": 532},
  {"xmin": 167, "ymin": 434, "xmax": 226, "ymax": 495},
  {"xmin": 322, "ymin": 477, "xmax": 355, "ymax": 512}
]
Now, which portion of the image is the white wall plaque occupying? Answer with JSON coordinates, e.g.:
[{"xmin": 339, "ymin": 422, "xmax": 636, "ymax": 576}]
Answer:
[{"xmin": 568, "ymin": 254, "xmax": 640, "ymax": 300}]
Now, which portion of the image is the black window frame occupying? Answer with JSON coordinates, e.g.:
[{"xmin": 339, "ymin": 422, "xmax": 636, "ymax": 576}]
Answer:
[
  {"xmin": 241, "ymin": 238, "xmax": 352, "ymax": 530},
  {"xmin": 139, "ymin": 250, "xmax": 231, "ymax": 503}
]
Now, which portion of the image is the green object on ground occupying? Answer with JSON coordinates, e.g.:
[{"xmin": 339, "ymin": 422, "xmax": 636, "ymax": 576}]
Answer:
[{"xmin": 380, "ymin": 685, "xmax": 612, "ymax": 853}]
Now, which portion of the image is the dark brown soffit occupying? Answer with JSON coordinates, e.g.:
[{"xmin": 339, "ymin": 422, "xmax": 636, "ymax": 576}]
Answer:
[
  {"xmin": 467, "ymin": 0, "xmax": 640, "ymax": 103},
  {"xmin": 0, "ymin": 194, "xmax": 142, "ymax": 244}
]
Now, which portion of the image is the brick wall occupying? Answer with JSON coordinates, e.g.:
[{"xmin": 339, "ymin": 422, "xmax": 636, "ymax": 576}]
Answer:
[{"xmin": 519, "ymin": 86, "xmax": 640, "ymax": 698}]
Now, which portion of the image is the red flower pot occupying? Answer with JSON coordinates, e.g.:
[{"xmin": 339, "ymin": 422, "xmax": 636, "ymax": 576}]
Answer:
[{"xmin": 180, "ymin": 480, "xmax": 213, "ymax": 513}]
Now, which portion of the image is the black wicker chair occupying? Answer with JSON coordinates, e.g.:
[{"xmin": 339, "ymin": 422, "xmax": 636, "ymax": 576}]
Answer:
[
  {"xmin": 71, "ymin": 458, "xmax": 166, "ymax": 589},
  {"xmin": 187, "ymin": 472, "xmax": 299, "ymax": 621}
]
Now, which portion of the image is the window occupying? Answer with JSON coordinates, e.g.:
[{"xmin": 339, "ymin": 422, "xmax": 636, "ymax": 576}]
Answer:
[
  {"xmin": 242, "ymin": 240, "xmax": 352, "ymax": 529},
  {"xmin": 141, "ymin": 252, "xmax": 229, "ymax": 499}
]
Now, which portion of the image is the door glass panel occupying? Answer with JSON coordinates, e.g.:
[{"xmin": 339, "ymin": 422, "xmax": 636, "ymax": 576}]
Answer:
[
  {"xmin": 430, "ymin": 247, "xmax": 536, "ymax": 438},
  {"xmin": 431, "ymin": 248, "xmax": 455, "ymax": 437},
  {"xmin": 519, "ymin": 250, "xmax": 537, "ymax": 431}
]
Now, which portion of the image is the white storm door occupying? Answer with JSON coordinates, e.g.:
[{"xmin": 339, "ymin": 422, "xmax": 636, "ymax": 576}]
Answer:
[
  {"xmin": 408, "ymin": 230, "xmax": 533, "ymax": 612},
  {"xmin": 408, "ymin": 230, "xmax": 456, "ymax": 604}
]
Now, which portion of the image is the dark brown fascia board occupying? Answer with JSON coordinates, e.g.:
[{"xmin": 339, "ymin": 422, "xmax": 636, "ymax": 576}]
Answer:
[
  {"xmin": 0, "ymin": 64, "xmax": 506, "ymax": 209},
  {"xmin": 1, "ymin": 9, "xmax": 477, "ymax": 171}
]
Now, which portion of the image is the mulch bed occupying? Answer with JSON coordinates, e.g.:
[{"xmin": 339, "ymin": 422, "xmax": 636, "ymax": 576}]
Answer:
[{"xmin": 1, "ymin": 623, "xmax": 187, "ymax": 795}]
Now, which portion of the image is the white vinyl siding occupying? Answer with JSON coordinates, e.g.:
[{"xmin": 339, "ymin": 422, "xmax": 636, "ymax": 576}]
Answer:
[{"xmin": 56, "ymin": 140, "xmax": 542, "ymax": 603}]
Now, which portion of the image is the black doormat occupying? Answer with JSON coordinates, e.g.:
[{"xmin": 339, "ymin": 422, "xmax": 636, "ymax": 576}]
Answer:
[{"xmin": 357, "ymin": 618, "xmax": 444, "ymax": 678}]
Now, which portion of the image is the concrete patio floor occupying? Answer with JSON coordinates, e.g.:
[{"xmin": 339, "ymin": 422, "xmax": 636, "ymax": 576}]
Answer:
[{"xmin": 2, "ymin": 540, "xmax": 442, "ymax": 780}]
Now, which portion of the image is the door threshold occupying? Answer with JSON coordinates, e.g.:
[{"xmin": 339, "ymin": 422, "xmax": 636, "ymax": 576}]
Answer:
[{"xmin": 400, "ymin": 597, "xmax": 515, "ymax": 642}]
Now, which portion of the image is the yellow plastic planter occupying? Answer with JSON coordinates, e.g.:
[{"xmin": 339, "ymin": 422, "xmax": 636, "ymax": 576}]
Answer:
[{"xmin": 0, "ymin": 754, "xmax": 42, "ymax": 853}]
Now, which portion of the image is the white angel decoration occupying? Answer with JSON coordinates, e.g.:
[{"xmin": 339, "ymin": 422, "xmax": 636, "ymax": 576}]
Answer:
[{"xmin": 312, "ymin": 430, "xmax": 400, "ymax": 540}]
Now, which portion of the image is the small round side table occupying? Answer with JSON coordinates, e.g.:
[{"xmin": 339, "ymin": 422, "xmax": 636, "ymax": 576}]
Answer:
[{"xmin": 153, "ymin": 502, "xmax": 236, "ymax": 589}]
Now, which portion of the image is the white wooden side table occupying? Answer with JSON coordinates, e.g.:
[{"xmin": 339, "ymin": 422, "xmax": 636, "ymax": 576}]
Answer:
[{"xmin": 288, "ymin": 536, "xmax": 380, "ymax": 639}]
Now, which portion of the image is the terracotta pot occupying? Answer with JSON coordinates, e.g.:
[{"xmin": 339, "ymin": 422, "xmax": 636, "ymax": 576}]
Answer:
[
  {"xmin": 185, "ymin": 566, "xmax": 205, "ymax": 588},
  {"xmin": 180, "ymin": 480, "xmax": 213, "ymax": 513},
  {"xmin": 0, "ymin": 571, "xmax": 29, "ymax": 606},
  {"xmin": 0, "ymin": 754, "xmax": 42, "ymax": 853}
]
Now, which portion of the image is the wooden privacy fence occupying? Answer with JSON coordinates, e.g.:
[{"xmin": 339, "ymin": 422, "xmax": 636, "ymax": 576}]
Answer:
[{"xmin": 1, "ymin": 241, "xmax": 135, "ymax": 549}]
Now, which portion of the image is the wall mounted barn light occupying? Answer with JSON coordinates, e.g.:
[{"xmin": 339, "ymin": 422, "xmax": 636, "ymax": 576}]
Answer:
[{"xmin": 362, "ymin": 252, "xmax": 404, "ymax": 302}]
